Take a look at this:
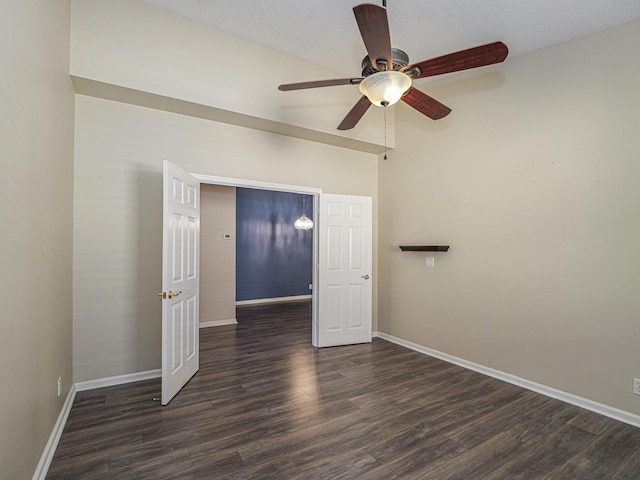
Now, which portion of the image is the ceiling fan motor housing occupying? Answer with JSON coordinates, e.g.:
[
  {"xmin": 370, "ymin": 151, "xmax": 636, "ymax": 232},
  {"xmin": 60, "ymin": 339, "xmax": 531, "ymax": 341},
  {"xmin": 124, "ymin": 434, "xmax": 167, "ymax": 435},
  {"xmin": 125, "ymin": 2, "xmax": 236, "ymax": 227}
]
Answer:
[{"xmin": 361, "ymin": 48, "xmax": 409, "ymax": 76}]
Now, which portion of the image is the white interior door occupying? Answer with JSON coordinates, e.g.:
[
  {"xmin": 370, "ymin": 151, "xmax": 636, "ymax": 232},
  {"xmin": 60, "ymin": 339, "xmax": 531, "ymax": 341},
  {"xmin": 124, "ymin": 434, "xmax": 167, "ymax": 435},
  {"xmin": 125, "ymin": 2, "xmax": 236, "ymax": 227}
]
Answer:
[
  {"xmin": 317, "ymin": 194, "xmax": 372, "ymax": 347},
  {"xmin": 161, "ymin": 160, "xmax": 200, "ymax": 405}
]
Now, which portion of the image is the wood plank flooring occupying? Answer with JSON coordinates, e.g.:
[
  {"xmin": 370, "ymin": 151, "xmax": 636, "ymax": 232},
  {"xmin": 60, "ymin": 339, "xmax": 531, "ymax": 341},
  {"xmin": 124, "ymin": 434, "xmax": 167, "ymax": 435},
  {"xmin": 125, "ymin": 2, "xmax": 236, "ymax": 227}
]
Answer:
[{"xmin": 47, "ymin": 300, "xmax": 640, "ymax": 479}]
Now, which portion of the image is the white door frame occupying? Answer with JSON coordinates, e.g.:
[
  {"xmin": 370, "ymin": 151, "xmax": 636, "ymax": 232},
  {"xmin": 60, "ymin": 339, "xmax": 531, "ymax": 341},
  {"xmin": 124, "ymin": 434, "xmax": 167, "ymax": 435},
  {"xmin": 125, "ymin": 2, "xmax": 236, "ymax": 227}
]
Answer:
[{"xmin": 192, "ymin": 173, "xmax": 323, "ymax": 346}]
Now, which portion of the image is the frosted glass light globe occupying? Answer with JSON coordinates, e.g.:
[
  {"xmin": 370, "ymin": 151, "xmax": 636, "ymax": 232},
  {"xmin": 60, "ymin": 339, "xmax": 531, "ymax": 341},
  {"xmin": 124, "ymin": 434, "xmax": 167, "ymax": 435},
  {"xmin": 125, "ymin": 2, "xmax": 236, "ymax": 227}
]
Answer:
[{"xmin": 359, "ymin": 71, "xmax": 411, "ymax": 107}]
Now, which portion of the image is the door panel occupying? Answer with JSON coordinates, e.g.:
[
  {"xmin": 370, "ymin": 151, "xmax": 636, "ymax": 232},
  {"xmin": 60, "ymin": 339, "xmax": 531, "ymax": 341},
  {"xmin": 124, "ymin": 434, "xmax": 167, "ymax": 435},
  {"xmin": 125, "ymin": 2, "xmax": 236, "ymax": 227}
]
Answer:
[
  {"xmin": 170, "ymin": 302, "xmax": 183, "ymax": 374},
  {"xmin": 348, "ymin": 285, "xmax": 363, "ymax": 328},
  {"xmin": 186, "ymin": 294, "xmax": 197, "ymax": 360},
  {"xmin": 317, "ymin": 194, "xmax": 372, "ymax": 347},
  {"xmin": 162, "ymin": 161, "xmax": 200, "ymax": 405}
]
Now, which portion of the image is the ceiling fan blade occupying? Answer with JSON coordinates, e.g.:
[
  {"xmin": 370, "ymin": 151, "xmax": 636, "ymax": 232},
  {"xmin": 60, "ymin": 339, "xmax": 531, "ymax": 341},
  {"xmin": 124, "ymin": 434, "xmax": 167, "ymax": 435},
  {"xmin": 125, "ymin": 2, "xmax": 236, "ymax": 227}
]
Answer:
[
  {"xmin": 337, "ymin": 96, "xmax": 372, "ymax": 130},
  {"xmin": 401, "ymin": 87, "xmax": 451, "ymax": 120},
  {"xmin": 405, "ymin": 41, "xmax": 508, "ymax": 80},
  {"xmin": 353, "ymin": 3, "xmax": 392, "ymax": 71},
  {"xmin": 278, "ymin": 77, "xmax": 363, "ymax": 91}
]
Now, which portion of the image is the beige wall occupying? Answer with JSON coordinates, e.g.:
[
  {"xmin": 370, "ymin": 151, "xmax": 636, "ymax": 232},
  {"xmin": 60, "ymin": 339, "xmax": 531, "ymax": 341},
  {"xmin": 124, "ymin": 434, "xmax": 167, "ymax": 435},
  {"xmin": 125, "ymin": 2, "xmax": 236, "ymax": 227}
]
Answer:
[
  {"xmin": 201, "ymin": 184, "xmax": 237, "ymax": 324},
  {"xmin": 71, "ymin": 0, "xmax": 378, "ymax": 384},
  {"xmin": 69, "ymin": 0, "xmax": 638, "ymax": 422},
  {"xmin": 73, "ymin": 95, "xmax": 378, "ymax": 382},
  {"xmin": 0, "ymin": 1, "xmax": 75, "ymax": 478},
  {"xmin": 378, "ymin": 20, "xmax": 640, "ymax": 415},
  {"xmin": 69, "ymin": 0, "xmax": 393, "ymax": 149},
  {"xmin": 4, "ymin": 1, "xmax": 636, "ymax": 477}
]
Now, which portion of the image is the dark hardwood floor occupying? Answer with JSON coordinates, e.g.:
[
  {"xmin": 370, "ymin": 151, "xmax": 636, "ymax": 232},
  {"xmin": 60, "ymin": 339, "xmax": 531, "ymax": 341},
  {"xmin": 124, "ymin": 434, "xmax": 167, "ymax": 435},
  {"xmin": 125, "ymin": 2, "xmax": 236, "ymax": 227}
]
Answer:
[{"xmin": 48, "ymin": 300, "xmax": 640, "ymax": 479}]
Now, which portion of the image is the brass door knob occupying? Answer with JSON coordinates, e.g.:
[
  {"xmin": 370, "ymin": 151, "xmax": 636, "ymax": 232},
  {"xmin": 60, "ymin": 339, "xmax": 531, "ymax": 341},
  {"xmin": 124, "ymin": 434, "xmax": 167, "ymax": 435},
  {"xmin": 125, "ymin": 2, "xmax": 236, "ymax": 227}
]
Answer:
[
  {"xmin": 158, "ymin": 290, "xmax": 183, "ymax": 299},
  {"xmin": 361, "ymin": 274, "xmax": 370, "ymax": 280}
]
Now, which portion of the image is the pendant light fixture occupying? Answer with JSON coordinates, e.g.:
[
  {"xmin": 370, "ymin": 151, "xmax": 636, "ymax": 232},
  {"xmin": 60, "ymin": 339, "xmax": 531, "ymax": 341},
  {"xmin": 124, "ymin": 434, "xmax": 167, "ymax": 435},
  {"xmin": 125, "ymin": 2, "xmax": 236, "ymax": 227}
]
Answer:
[{"xmin": 294, "ymin": 195, "xmax": 313, "ymax": 230}]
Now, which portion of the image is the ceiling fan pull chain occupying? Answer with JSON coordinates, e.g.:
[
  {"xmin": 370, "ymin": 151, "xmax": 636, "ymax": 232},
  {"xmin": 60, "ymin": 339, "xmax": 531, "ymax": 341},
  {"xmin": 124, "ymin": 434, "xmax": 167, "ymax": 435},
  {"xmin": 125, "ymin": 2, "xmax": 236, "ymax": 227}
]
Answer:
[{"xmin": 384, "ymin": 106, "xmax": 388, "ymax": 160}]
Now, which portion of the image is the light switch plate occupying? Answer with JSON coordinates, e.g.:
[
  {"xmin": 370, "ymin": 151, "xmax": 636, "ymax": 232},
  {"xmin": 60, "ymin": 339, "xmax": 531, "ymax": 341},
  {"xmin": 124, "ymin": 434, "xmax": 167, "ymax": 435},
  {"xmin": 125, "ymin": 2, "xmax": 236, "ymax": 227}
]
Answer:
[{"xmin": 426, "ymin": 256, "xmax": 435, "ymax": 267}]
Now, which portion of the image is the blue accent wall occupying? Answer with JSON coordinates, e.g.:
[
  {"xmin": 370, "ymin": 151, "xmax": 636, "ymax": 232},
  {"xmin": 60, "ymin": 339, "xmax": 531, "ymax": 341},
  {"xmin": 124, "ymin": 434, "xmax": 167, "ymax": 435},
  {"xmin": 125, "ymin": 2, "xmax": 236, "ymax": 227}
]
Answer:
[{"xmin": 236, "ymin": 188, "xmax": 313, "ymax": 301}]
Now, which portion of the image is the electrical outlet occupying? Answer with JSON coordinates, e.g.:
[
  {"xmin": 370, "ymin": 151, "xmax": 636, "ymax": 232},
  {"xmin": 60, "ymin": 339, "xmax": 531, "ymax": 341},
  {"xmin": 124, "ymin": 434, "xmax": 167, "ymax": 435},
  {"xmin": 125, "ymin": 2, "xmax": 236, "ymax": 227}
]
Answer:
[
  {"xmin": 634, "ymin": 378, "xmax": 640, "ymax": 396},
  {"xmin": 57, "ymin": 377, "xmax": 62, "ymax": 397}
]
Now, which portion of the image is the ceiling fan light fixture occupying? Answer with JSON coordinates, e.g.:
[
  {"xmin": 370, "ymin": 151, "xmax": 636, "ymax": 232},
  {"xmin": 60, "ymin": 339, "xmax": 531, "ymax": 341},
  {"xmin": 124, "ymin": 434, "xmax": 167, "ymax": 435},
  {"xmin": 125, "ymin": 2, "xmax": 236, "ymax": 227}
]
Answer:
[{"xmin": 359, "ymin": 71, "xmax": 411, "ymax": 107}]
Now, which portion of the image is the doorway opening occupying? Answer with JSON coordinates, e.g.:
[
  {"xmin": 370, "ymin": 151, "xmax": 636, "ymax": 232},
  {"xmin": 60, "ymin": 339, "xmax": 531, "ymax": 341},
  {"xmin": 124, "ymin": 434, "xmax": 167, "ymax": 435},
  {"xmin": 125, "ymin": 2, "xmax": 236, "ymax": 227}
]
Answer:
[
  {"xmin": 162, "ymin": 163, "xmax": 373, "ymax": 403},
  {"xmin": 193, "ymin": 173, "xmax": 321, "ymax": 345},
  {"xmin": 235, "ymin": 188, "xmax": 314, "ymax": 306}
]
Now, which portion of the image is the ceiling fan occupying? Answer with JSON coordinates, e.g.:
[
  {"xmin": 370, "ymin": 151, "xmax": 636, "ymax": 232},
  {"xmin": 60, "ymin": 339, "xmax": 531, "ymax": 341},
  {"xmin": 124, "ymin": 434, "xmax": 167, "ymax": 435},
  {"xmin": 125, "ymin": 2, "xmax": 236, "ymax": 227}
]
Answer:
[{"xmin": 278, "ymin": 2, "xmax": 508, "ymax": 130}]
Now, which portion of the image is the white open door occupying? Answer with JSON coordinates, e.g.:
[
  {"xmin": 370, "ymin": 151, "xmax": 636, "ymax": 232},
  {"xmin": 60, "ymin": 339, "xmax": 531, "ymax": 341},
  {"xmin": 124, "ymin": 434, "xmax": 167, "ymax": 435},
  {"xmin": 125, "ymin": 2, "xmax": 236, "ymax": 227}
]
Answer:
[
  {"xmin": 161, "ymin": 160, "xmax": 200, "ymax": 405},
  {"xmin": 316, "ymin": 194, "xmax": 372, "ymax": 347}
]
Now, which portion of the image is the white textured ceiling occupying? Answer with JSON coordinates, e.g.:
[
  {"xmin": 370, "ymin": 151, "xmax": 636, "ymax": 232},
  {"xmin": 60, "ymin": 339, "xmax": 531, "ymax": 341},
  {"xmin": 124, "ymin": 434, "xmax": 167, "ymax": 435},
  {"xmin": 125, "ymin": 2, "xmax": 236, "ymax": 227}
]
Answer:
[{"xmin": 136, "ymin": 0, "xmax": 640, "ymax": 76}]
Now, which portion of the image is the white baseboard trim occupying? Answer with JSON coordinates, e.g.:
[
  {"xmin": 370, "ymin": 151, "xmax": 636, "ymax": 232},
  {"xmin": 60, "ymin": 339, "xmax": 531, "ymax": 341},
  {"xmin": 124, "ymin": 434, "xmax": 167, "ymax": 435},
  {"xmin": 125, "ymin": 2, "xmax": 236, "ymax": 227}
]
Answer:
[
  {"xmin": 236, "ymin": 295, "xmax": 312, "ymax": 306},
  {"xmin": 32, "ymin": 385, "xmax": 77, "ymax": 480},
  {"xmin": 373, "ymin": 331, "xmax": 640, "ymax": 429},
  {"xmin": 200, "ymin": 318, "xmax": 238, "ymax": 328},
  {"xmin": 75, "ymin": 369, "xmax": 161, "ymax": 392}
]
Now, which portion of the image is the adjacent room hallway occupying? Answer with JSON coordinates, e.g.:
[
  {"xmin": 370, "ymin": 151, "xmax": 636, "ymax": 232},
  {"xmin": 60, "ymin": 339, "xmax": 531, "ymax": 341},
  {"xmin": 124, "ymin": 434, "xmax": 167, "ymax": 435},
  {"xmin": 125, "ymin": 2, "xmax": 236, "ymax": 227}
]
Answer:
[{"xmin": 47, "ymin": 301, "xmax": 640, "ymax": 479}]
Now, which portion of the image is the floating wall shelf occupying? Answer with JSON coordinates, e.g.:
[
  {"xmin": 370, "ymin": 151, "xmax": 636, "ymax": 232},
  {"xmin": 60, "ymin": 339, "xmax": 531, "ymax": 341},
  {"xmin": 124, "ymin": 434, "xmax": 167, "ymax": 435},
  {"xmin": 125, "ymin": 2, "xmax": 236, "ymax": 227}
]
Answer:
[{"xmin": 399, "ymin": 245, "xmax": 449, "ymax": 252}]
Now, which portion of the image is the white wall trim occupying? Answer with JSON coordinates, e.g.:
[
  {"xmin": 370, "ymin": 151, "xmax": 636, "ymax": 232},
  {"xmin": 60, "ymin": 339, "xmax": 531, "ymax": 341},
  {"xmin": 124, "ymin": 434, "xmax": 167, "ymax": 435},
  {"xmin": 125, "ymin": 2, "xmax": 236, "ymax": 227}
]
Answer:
[
  {"xmin": 75, "ymin": 369, "xmax": 161, "ymax": 392},
  {"xmin": 236, "ymin": 295, "xmax": 312, "ymax": 306},
  {"xmin": 193, "ymin": 173, "xmax": 323, "ymax": 194},
  {"xmin": 373, "ymin": 331, "xmax": 640, "ymax": 429},
  {"xmin": 32, "ymin": 385, "xmax": 77, "ymax": 480},
  {"xmin": 200, "ymin": 318, "xmax": 238, "ymax": 328}
]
